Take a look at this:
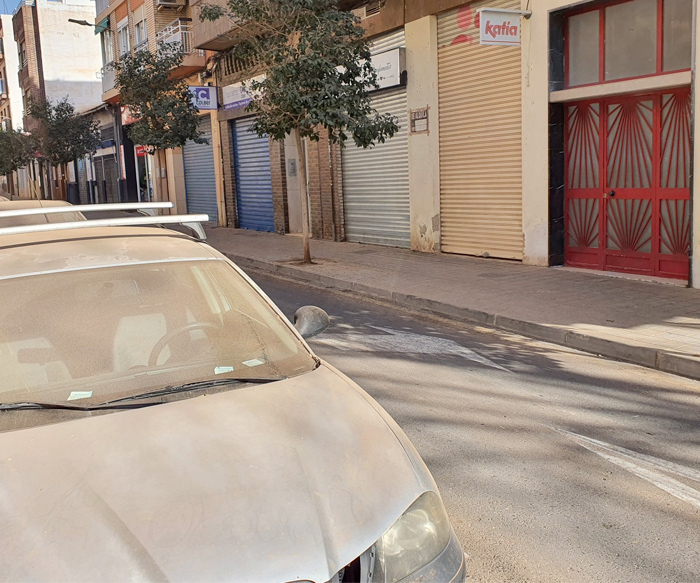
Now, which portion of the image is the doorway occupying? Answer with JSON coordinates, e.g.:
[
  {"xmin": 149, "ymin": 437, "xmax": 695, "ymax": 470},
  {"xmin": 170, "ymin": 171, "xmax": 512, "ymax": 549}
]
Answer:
[{"xmin": 564, "ymin": 88, "xmax": 690, "ymax": 279}]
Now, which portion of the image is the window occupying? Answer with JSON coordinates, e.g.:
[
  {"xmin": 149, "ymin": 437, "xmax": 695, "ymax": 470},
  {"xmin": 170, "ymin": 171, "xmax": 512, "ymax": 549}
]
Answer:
[
  {"xmin": 18, "ymin": 41, "xmax": 26, "ymax": 69},
  {"xmin": 117, "ymin": 17, "xmax": 130, "ymax": 57},
  {"xmin": 101, "ymin": 29, "xmax": 114, "ymax": 65},
  {"xmin": 133, "ymin": 5, "xmax": 147, "ymax": 49},
  {"xmin": 566, "ymin": 0, "xmax": 692, "ymax": 87}
]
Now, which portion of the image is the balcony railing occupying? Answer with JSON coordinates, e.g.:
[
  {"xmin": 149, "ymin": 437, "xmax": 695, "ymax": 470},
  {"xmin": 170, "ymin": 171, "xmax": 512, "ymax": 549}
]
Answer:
[
  {"xmin": 156, "ymin": 20, "xmax": 205, "ymax": 56},
  {"xmin": 101, "ymin": 63, "xmax": 116, "ymax": 94},
  {"xmin": 96, "ymin": 0, "xmax": 109, "ymax": 16},
  {"xmin": 134, "ymin": 39, "xmax": 149, "ymax": 52}
]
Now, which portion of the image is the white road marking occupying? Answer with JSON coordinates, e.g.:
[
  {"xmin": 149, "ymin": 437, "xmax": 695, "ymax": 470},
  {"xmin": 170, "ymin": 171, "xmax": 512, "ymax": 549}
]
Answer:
[
  {"xmin": 559, "ymin": 429, "xmax": 700, "ymax": 511},
  {"xmin": 313, "ymin": 326, "xmax": 510, "ymax": 372}
]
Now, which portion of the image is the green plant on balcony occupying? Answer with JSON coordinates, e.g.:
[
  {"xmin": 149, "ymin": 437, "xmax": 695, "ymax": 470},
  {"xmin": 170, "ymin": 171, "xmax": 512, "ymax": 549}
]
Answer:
[{"xmin": 200, "ymin": 0, "xmax": 398, "ymax": 264}]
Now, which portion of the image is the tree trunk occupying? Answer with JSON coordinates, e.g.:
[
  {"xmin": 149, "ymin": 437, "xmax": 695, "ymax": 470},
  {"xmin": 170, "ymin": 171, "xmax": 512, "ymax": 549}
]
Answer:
[{"xmin": 293, "ymin": 128, "xmax": 312, "ymax": 264}]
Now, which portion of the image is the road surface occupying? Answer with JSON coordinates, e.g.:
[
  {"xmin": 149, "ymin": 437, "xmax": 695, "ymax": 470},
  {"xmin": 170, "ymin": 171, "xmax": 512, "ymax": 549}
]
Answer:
[{"xmin": 251, "ymin": 270, "xmax": 700, "ymax": 583}]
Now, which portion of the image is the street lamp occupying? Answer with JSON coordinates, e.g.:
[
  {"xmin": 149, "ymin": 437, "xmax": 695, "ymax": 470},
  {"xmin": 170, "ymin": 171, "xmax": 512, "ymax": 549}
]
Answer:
[{"xmin": 67, "ymin": 18, "xmax": 94, "ymax": 27}]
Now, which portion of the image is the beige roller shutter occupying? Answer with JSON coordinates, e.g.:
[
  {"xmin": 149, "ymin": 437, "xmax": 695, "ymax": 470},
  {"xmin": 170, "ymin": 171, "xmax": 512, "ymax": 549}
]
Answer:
[{"xmin": 437, "ymin": 0, "xmax": 523, "ymax": 259}]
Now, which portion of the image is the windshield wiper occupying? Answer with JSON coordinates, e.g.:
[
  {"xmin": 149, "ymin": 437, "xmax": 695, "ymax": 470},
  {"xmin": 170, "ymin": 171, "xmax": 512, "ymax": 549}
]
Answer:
[
  {"xmin": 0, "ymin": 401, "xmax": 159, "ymax": 412},
  {"xmin": 99, "ymin": 377, "xmax": 286, "ymax": 406}
]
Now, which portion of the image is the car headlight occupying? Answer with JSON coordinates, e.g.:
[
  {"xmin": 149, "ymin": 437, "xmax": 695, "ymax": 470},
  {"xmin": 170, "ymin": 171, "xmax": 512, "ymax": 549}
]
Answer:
[{"xmin": 373, "ymin": 492, "xmax": 451, "ymax": 583}]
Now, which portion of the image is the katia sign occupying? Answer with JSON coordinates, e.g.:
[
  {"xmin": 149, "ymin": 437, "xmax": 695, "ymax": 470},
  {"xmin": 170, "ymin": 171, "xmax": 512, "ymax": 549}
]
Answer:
[{"xmin": 478, "ymin": 9, "xmax": 522, "ymax": 46}]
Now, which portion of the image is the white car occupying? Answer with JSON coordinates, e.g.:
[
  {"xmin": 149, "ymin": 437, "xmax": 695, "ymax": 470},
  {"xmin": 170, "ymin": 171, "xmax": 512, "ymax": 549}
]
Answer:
[{"xmin": 0, "ymin": 204, "xmax": 466, "ymax": 583}]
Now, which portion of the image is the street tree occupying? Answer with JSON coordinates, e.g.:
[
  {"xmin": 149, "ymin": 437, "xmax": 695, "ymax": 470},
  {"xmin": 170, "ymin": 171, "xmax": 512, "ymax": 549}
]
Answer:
[
  {"xmin": 200, "ymin": 0, "xmax": 399, "ymax": 263},
  {"xmin": 114, "ymin": 43, "xmax": 205, "ymax": 204},
  {"xmin": 27, "ymin": 98, "xmax": 101, "ymax": 198},
  {"xmin": 0, "ymin": 129, "xmax": 36, "ymax": 177}
]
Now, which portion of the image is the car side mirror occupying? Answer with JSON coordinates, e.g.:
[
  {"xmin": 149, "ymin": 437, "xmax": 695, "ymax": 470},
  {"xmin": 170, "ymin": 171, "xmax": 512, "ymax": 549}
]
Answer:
[{"xmin": 294, "ymin": 306, "xmax": 330, "ymax": 339}]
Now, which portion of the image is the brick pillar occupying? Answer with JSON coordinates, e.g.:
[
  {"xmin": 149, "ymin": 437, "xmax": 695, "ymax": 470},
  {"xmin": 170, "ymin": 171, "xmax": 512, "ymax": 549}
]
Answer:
[
  {"xmin": 269, "ymin": 138, "xmax": 289, "ymax": 235},
  {"xmin": 305, "ymin": 132, "xmax": 344, "ymax": 241},
  {"xmin": 219, "ymin": 119, "xmax": 238, "ymax": 227}
]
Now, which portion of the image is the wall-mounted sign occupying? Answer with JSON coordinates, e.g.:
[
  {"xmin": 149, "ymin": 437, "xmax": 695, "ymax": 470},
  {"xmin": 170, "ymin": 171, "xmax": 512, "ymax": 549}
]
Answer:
[
  {"xmin": 135, "ymin": 145, "xmax": 147, "ymax": 157},
  {"xmin": 222, "ymin": 83, "xmax": 252, "ymax": 110},
  {"xmin": 371, "ymin": 47, "xmax": 406, "ymax": 90},
  {"xmin": 410, "ymin": 107, "xmax": 429, "ymax": 134},
  {"xmin": 189, "ymin": 86, "xmax": 218, "ymax": 110},
  {"xmin": 478, "ymin": 9, "xmax": 524, "ymax": 46}
]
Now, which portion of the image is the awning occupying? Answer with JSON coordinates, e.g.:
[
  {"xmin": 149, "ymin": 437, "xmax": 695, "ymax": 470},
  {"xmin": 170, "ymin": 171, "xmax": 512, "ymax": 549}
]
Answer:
[{"xmin": 95, "ymin": 16, "xmax": 109, "ymax": 34}]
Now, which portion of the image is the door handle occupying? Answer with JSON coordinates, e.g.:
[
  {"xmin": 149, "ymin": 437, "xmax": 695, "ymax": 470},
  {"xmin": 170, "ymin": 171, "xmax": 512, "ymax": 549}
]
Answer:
[{"xmin": 607, "ymin": 190, "xmax": 616, "ymax": 197}]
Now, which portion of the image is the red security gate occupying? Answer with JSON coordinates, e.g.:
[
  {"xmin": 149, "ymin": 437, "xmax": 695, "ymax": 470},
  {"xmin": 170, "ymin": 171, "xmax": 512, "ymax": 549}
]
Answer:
[{"xmin": 565, "ymin": 88, "xmax": 691, "ymax": 279}]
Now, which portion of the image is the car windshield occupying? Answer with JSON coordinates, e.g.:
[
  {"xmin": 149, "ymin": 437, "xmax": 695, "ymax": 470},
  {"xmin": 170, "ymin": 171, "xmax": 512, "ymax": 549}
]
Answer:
[{"xmin": 0, "ymin": 259, "xmax": 316, "ymax": 407}]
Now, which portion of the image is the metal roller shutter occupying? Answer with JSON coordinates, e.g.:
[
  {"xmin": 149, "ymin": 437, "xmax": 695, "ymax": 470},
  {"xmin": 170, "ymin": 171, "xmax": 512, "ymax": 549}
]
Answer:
[
  {"xmin": 343, "ymin": 29, "xmax": 409, "ymax": 248},
  {"xmin": 437, "ymin": 0, "xmax": 523, "ymax": 260},
  {"xmin": 183, "ymin": 115, "xmax": 218, "ymax": 223},
  {"xmin": 233, "ymin": 117, "xmax": 275, "ymax": 232}
]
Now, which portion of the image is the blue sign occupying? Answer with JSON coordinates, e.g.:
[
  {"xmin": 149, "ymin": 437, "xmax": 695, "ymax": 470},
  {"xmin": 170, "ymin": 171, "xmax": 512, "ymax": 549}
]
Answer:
[{"xmin": 189, "ymin": 86, "xmax": 218, "ymax": 110}]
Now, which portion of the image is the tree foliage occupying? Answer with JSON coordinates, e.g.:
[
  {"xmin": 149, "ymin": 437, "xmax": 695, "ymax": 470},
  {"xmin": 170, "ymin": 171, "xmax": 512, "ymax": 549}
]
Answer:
[
  {"xmin": 200, "ymin": 0, "xmax": 399, "ymax": 147},
  {"xmin": 114, "ymin": 44, "xmax": 205, "ymax": 150},
  {"xmin": 27, "ymin": 98, "xmax": 101, "ymax": 166},
  {"xmin": 0, "ymin": 129, "xmax": 36, "ymax": 176}
]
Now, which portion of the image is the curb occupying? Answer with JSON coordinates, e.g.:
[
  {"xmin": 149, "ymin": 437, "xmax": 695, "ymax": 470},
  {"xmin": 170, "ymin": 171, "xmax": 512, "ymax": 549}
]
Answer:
[{"xmin": 226, "ymin": 253, "xmax": 700, "ymax": 382}]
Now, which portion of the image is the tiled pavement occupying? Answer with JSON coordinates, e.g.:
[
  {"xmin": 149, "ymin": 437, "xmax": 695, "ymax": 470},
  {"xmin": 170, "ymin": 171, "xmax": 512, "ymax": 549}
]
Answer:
[{"xmin": 206, "ymin": 227, "xmax": 700, "ymax": 381}]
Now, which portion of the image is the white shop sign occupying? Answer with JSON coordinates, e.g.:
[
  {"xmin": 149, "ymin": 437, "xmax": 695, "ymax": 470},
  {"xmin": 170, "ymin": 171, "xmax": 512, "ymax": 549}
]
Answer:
[
  {"xmin": 478, "ymin": 8, "xmax": 531, "ymax": 47},
  {"xmin": 222, "ymin": 76, "xmax": 265, "ymax": 111},
  {"xmin": 189, "ymin": 86, "xmax": 218, "ymax": 110},
  {"xmin": 371, "ymin": 48, "xmax": 405, "ymax": 90}
]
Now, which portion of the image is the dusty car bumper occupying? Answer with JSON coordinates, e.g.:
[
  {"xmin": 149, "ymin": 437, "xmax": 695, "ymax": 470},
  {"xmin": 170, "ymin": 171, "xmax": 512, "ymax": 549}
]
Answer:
[{"xmin": 399, "ymin": 529, "xmax": 466, "ymax": 583}]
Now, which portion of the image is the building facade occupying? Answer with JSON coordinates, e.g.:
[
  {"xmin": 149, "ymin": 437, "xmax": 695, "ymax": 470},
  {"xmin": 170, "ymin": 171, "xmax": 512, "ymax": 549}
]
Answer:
[
  {"xmin": 95, "ymin": 0, "xmax": 220, "ymax": 217},
  {"xmin": 193, "ymin": 0, "xmax": 697, "ymax": 287}
]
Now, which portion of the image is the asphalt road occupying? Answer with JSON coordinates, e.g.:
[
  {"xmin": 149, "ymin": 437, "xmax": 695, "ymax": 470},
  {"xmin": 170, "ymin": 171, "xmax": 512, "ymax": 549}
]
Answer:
[{"xmin": 250, "ymin": 270, "xmax": 700, "ymax": 583}]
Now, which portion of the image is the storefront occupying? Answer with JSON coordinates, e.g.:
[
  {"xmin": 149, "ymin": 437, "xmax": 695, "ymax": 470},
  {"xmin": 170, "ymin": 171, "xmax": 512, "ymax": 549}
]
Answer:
[
  {"xmin": 342, "ymin": 29, "xmax": 410, "ymax": 248},
  {"xmin": 519, "ymin": 0, "xmax": 696, "ymax": 284},
  {"xmin": 232, "ymin": 116, "xmax": 275, "ymax": 232},
  {"xmin": 183, "ymin": 114, "xmax": 218, "ymax": 223},
  {"xmin": 437, "ymin": 0, "xmax": 524, "ymax": 260}
]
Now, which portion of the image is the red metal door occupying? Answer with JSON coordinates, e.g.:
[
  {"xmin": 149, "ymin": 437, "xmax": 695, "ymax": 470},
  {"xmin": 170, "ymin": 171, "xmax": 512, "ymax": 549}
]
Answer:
[{"xmin": 564, "ymin": 88, "xmax": 690, "ymax": 279}]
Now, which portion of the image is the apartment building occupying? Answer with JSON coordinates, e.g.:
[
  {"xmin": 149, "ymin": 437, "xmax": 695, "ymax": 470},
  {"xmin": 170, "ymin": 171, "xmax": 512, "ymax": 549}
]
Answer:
[{"xmin": 95, "ymin": 0, "xmax": 217, "ymax": 212}]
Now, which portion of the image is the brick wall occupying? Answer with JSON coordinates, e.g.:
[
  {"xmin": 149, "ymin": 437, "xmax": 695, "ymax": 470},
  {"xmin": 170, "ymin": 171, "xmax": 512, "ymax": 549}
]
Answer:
[
  {"xmin": 219, "ymin": 118, "xmax": 237, "ymax": 227},
  {"xmin": 305, "ymin": 133, "xmax": 344, "ymax": 241},
  {"xmin": 269, "ymin": 138, "xmax": 288, "ymax": 235}
]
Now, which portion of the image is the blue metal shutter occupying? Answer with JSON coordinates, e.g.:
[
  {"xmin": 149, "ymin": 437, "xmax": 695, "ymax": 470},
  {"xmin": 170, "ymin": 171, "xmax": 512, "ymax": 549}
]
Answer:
[
  {"xmin": 233, "ymin": 117, "xmax": 275, "ymax": 232},
  {"xmin": 183, "ymin": 115, "xmax": 218, "ymax": 223}
]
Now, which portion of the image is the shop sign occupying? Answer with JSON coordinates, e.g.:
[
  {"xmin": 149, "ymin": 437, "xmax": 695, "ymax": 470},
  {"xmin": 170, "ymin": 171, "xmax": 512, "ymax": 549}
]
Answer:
[
  {"xmin": 222, "ymin": 76, "xmax": 264, "ymax": 111},
  {"xmin": 478, "ymin": 9, "xmax": 522, "ymax": 46},
  {"xmin": 189, "ymin": 86, "xmax": 218, "ymax": 110},
  {"xmin": 135, "ymin": 145, "xmax": 147, "ymax": 157},
  {"xmin": 410, "ymin": 107, "xmax": 429, "ymax": 135},
  {"xmin": 371, "ymin": 48, "xmax": 405, "ymax": 90}
]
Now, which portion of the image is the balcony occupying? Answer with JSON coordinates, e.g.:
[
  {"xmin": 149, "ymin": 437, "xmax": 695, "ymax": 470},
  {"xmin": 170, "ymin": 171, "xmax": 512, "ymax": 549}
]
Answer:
[
  {"xmin": 101, "ymin": 62, "xmax": 119, "ymax": 103},
  {"xmin": 191, "ymin": 0, "xmax": 240, "ymax": 51},
  {"xmin": 157, "ymin": 19, "xmax": 206, "ymax": 77},
  {"xmin": 95, "ymin": 0, "xmax": 109, "ymax": 18}
]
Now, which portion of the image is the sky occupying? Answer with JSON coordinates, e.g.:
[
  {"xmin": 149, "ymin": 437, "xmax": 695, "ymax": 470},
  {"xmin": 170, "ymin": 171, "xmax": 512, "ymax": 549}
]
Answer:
[{"xmin": 1, "ymin": 0, "xmax": 22, "ymax": 15}]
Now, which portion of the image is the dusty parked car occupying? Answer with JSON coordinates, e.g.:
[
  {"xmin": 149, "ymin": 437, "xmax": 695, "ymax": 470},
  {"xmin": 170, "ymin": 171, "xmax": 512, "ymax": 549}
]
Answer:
[
  {"xmin": 0, "ymin": 199, "xmax": 85, "ymax": 227},
  {"xmin": 0, "ymin": 204, "xmax": 466, "ymax": 583}
]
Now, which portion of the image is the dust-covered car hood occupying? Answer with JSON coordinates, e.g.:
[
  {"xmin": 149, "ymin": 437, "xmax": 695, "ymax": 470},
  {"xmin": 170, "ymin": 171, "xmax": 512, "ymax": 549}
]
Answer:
[{"xmin": 0, "ymin": 365, "xmax": 431, "ymax": 583}]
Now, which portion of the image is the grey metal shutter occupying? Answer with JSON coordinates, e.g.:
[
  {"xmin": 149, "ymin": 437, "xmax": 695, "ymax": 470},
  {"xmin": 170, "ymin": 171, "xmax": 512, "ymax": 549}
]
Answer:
[
  {"xmin": 233, "ymin": 117, "xmax": 275, "ymax": 232},
  {"xmin": 183, "ymin": 115, "xmax": 218, "ymax": 223},
  {"xmin": 342, "ymin": 29, "xmax": 409, "ymax": 248},
  {"xmin": 342, "ymin": 87, "xmax": 409, "ymax": 247},
  {"xmin": 437, "ymin": 0, "xmax": 523, "ymax": 260}
]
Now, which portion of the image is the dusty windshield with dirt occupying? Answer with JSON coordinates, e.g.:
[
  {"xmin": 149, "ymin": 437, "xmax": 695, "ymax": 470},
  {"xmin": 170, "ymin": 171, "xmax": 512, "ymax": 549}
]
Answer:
[{"xmin": 0, "ymin": 259, "xmax": 315, "ymax": 408}]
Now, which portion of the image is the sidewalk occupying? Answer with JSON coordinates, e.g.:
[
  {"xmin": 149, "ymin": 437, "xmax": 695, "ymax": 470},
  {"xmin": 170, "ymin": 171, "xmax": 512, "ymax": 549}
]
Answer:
[{"xmin": 206, "ymin": 227, "xmax": 700, "ymax": 381}]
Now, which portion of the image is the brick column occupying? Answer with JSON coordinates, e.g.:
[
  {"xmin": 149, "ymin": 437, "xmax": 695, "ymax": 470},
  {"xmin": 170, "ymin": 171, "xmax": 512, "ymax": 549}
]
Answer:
[
  {"xmin": 219, "ymin": 119, "xmax": 237, "ymax": 227},
  {"xmin": 269, "ymin": 138, "xmax": 289, "ymax": 234}
]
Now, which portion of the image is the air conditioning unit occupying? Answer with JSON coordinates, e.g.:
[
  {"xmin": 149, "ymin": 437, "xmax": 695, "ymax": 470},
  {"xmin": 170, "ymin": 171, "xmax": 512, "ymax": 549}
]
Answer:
[
  {"xmin": 351, "ymin": 1, "xmax": 381, "ymax": 20},
  {"xmin": 156, "ymin": 0, "xmax": 186, "ymax": 10}
]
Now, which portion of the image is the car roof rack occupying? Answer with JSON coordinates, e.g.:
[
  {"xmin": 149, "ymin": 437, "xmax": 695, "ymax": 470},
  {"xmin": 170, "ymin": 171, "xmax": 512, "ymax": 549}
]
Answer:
[
  {"xmin": 0, "ymin": 207, "xmax": 210, "ymax": 241},
  {"xmin": 0, "ymin": 201, "xmax": 174, "ymax": 218}
]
